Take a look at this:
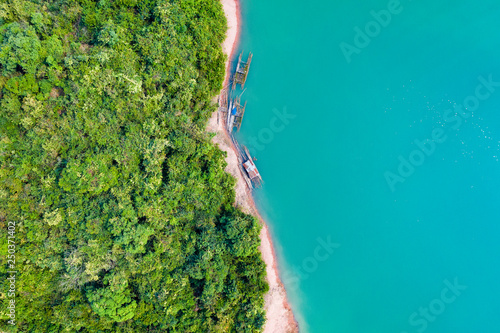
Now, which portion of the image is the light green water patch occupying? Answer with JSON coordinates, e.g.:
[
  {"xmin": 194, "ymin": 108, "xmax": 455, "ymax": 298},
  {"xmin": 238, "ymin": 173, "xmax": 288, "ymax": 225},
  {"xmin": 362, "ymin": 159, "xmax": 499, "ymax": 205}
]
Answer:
[{"xmin": 236, "ymin": 0, "xmax": 500, "ymax": 332}]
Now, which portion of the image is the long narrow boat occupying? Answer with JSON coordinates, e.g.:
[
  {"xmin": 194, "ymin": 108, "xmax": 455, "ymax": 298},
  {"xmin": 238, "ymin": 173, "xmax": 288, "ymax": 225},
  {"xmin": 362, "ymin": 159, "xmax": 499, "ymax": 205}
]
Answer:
[{"xmin": 242, "ymin": 146, "xmax": 262, "ymax": 187}]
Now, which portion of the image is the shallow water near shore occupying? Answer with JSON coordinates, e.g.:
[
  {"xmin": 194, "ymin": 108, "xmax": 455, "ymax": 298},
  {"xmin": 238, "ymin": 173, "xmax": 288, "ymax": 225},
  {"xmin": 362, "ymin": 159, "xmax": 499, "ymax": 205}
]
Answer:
[{"xmin": 234, "ymin": 0, "xmax": 500, "ymax": 332}]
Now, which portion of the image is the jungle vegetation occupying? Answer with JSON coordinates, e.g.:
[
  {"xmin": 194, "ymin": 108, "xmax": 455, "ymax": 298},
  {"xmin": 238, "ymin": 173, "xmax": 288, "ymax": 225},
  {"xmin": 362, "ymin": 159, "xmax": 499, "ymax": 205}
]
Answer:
[{"xmin": 0, "ymin": 0, "xmax": 268, "ymax": 331}]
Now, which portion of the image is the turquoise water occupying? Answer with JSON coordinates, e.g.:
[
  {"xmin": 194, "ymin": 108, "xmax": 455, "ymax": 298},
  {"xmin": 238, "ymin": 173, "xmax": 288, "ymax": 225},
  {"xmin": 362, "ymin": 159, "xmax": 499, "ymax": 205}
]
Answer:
[{"xmin": 234, "ymin": 0, "xmax": 500, "ymax": 332}]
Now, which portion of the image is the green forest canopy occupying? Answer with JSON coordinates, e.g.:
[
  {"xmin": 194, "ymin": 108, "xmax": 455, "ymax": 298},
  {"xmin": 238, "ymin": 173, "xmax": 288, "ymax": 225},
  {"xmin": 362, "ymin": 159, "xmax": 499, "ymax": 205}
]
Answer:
[{"xmin": 0, "ymin": 0, "xmax": 268, "ymax": 331}]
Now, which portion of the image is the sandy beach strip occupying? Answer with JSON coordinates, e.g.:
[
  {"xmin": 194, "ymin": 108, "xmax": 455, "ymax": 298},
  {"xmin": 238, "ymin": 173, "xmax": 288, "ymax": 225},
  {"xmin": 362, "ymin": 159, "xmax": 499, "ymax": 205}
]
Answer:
[{"xmin": 206, "ymin": 0, "xmax": 299, "ymax": 332}]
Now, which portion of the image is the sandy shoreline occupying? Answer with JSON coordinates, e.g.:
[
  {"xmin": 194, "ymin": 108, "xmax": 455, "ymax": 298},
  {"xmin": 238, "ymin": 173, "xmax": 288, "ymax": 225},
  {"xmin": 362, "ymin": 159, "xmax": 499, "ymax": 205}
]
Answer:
[{"xmin": 206, "ymin": 0, "xmax": 299, "ymax": 332}]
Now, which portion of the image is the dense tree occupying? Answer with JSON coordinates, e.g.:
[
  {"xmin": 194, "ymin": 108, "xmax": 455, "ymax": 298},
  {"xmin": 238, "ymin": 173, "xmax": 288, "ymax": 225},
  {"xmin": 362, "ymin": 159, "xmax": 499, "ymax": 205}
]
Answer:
[{"xmin": 0, "ymin": 0, "xmax": 268, "ymax": 332}]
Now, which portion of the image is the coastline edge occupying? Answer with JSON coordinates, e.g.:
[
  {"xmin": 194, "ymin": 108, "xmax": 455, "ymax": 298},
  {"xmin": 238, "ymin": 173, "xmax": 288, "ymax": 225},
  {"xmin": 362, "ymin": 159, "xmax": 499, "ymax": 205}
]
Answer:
[{"xmin": 207, "ymin": 0, "xmax": 300, "ymax": 332}]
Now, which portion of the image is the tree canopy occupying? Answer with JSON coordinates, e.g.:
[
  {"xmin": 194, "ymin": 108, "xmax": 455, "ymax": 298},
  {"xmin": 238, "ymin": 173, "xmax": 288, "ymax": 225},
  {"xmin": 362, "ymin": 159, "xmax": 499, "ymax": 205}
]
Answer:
[{"xmin": 0, "ymin": 0, "xmax": 268, "ymax": 331}]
